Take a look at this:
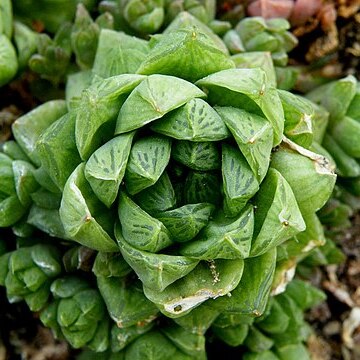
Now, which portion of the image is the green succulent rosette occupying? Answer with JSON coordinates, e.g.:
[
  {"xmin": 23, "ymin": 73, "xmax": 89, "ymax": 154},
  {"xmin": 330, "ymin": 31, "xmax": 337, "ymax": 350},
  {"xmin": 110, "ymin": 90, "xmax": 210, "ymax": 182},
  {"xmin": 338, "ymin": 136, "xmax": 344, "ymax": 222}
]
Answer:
[
  {"xmin": 212, "ymin": 279, "xmax": 325, "ymax": 360},
  {"xmin": 0, "ymin": 13, "xmax": 336, "ymax": 348},
  {"xmin": 40, "ymin": 275, "xmax": 111, "ymax": 351},
  {"xmin": 224, "ymin": 17, "xmax": 299, "ymax": 90},
  {"xmin": 0, "ymin": 243, "xmax": 62, "ymax": 311},
  {"xmin": 98, "ymin": 0, "xmax": 229, "ymax": 36},
  {"xmin": 306, "ymin": 76, "xmax": 360, "ymax": 230}
]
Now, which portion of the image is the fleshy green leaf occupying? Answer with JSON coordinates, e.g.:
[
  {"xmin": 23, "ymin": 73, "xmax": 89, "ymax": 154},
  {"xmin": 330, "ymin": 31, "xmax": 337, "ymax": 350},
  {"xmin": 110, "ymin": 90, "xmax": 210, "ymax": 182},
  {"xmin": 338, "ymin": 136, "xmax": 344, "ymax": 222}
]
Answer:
[
  {"xmin": 270, "ymin": 139, "xmax": 337, "ymax": 215},
  {"xmin": 197, "ymin": 68, "xmax": 284, "ymax": 146},
  {"xmin": 133, "ymin": 172, "xmax": 176, "ymax": 215},
  {"xmin": 59, "ymin": 164, "xmax": 118, "ymax": 252},
  {"xmin": 115, "ymin": 75, "xmax": 205, "ymax": 134},
  {"xmin": 36, "ymin": 112, "xmax": 81, "ymax": 190},
  {"xmin": 118, "ymin": 191, "xmax": 172, "ymax": 253},
  {"xmin": 124, "ymin": 135, "xmax": 172, "ymax": 195},
  {"xmin": 12, "ymin": 100, "xmax": 67, "ymax": 165},
  {"xmin": 144, "ymin": 259, "xmax": 244, "ymax": 317},
  {"xmin": 216, "ymin": 106, "xmax": 273, "ymax": 183},
  {"xmin": 222, "ymin": 144, "xmax": 259, "ymax": 216},
  {"xmin": 92, "ymin": 29, "xmax": 149, "ymax": 78},
  {"xmin": 155, "ymin": 203, "xmax": 214, "ymax": 242},
  {"xmin": 85, "ymin": 132, "xmax": 135, "ymax": 207},
  {"xmin": 76, "ymin": 74, "xmax": 145, "ymax": 160},
  {"xmin": 12, "ymin": 160, "xmax": 39, "ymax": 207},
  {"xmin": 251, "ymin": 168, "xmax": 305, "ymax": 257},
  {"xmin": 97, "ymin": 276, "xmax": 158, "ymax": 328},
  {"xmin": 151, "ymin": 98, "xmax": 230, "ymax": 141},
  {"xmin": 172, "ymin": 141, "xmax": 220, "ymax": 171},
  {"xmin": 137, "ymin": 26, "xmax": 234, "ymax": 82},
  {"xmin": 211, "ymin": 248, "xmax": 276, "ymax": 316},
  {"xmin": 179, "ymin": 205, "xmax": 254, "ymax": 259},
  {"xmin": 115, "ymin": 224, "xmax": 198, "ymax": 292}
]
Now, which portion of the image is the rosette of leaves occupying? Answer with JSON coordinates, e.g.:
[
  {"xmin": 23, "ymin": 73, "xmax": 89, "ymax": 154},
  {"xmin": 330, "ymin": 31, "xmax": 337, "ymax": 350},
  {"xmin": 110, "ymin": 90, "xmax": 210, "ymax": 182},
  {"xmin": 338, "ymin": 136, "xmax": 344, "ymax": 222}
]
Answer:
[
  {"xmin": 28, "ymin": 4, "xmax": 113, "ymax": 84},
  {"xmin": 223, "ymin": 16, "xmax": 299, "ymax": 90},
  {"xmin": 40, "ymin": 275, "xmax": 112, "ymax": 351},
  {"xmin": 212, "ymin": 279, "xmax": 325, "ymax": 360},
  {"xmin": 0, "ymin": 14, "xmax": 336, "ymax": 328},
  {"xmin": 0, "ymin": 243, "xmax": 63, "ymax": 311},
  {"xmin": 98, "ymin": 0, "xmax": 230, "ymax": 36}
]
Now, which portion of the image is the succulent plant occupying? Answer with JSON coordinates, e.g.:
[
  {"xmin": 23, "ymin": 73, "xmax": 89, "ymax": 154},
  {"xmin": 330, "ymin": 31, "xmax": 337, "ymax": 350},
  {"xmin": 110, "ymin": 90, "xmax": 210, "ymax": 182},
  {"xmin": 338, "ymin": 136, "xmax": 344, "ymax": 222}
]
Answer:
[
  {"xmin": 223, "ymin": 16, "xmax": 299, "ymax": 90},
  {"xmin": 0, "ymin": 244, "xmax": 63, "ymax": 311},
  {"xmin": 0, "ymin": 0, "xmax": 39, "ymax": 86},
  {"xmin": 0, "ymin": 7, "xmax": 340, "ymax": 359},
  {"xmin": 98, "ymin": 0, "xmax": 230, "ymax": 35}
]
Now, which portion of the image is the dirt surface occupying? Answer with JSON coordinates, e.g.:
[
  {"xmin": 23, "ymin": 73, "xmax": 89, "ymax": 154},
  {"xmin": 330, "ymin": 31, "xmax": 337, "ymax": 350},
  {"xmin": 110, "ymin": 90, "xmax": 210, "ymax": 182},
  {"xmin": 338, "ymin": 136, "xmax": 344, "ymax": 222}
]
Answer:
[{"xmin": 306, "ymin": 214, "xmax": 360, "ymax": 360}]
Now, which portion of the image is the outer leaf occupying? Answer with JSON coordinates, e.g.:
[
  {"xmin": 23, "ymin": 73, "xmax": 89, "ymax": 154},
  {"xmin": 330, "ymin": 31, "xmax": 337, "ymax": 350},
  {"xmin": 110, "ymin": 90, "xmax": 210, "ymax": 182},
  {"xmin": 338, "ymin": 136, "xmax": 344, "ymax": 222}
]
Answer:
[
  {"xmin": 92, "ymin": 29, "xmax": 149, "ymax": 78},
  {"xmin": 124, "ymin": 332, "xmax": 177, "ymax": 360},
  {"xmin": 222, "ymin": 144, "xmax": 259, "ymax": 216},
  {"xmin": 251, "ymin": 168, "xmax": 305, "ymax": 257},
  {"xmin": 0, "ymin": 195, "xmax": 26, "ymax": 227},
  {"xmin": 173, "ymin": 304, "xmax": 220, "ymax": 335},
  {"xmin": 279, "ymin": 90, "xmax": 314, "ymax": 148},
  {"xmin": 28, "ymin": 206, "xmax": 67, "ymax": 239},
  {"xmin": 231, "ymin": 52, "xmax": 276, "ymax": 88},
  {"xmin": 155, "ymin": 203, "xmax": 214, "ymax": 242},
  {"xmin": 97, "ymin": 276, "xmax": 159, "ymax": 328},
  {"xmin": 118, "ymin": 191, "xmax": 172, "ymax": 252},
  {"xmin": 85, "ymin": 132, "xmax": 135, "ymax": 207},
  {"xmin": 144, "ymin": 259, "xmax": 244, "ymax": 318},
  {"xmin": 0, "ymin": 153, "xmax": 15, "ymax": 196},
  {"xmin": 257, "ymin": 299, "xmax": 290, "ymax": 334},
  {"xmin": 2, "ymin": 140, "xmax": 30, "ymax": 162},
  {"xmin": 211, "ymin": 248, "xmax": 276, "ymax": 316},
  {"xmin": 329, "ymin": 116, "xmax": 360, "ymax": 158},
  {"xmin": 36, "ymin": 112, "xmax": 81, "ymax": 190},
  {"xmin": 161, "ymin": 324, "xmax": 206, "ymax": 359},
  {"xmin": 270, "ymin": 139, "xmax": 337, "ymax": 215},
  {"xmin": 76, "ymin": 74, "xmax": 145, "ymax": 160},
  {"xmin": 0, "ymin": 35, "xmax": 18, "ymax": 87},
  {"xmin": 306, "ymin": 75, "xmax": 357, "ymax": 126},
  {"xmin": 151, "ymin": 98, "xmax": 230, "ymax": 141},
  {"xmin": 197, "ymin": 68, "xmax": 284, "ymax": 146},
  {"xmin": 164, "ymin": 12, "xmax": 228, "ymax": 54},
  {"xmin": 137, "ymin": 27, "xmax": 235, "ymax": 82},
  {"xmin": 244, "ymin": 327, "xmax": 274, "ymax": 353},
  {"xmin": 12, "ymin": 100, "xmax": 67, "ymax": 165},
  {"xmin": 216, "ymin": 107, "xmax": 273, "ymax": 183},
  {"xmin": 92, "ymin": 252, "xmax": 132, "ymax": 278},
  {"xmin": 322, "ymin": 133, "xmax": 360, "ymax": 177},
  {"xmin": 212, "ymin": 323, "xmax": 249, "ymax": 347},
  {"xmin": 124, "ymin": 135, "xmax": 171, "ymax": 195},
  {"xmin": 59, "ymin": 164, "xmax": 118, "ymax": 252},
  {"xmin": 111, "ymin": 322, "xmax": 154, "ymax": 352},
  {"xmin": 115, "ymin": 224, "xmax": 199, "ymax": 292},
  {"xmin": 115, "ymin": 75, "xmax": 205, "ymax": 134},
  {"xmin": 179, "ymin": 205, "xmax": 254, "ymax": 259}
]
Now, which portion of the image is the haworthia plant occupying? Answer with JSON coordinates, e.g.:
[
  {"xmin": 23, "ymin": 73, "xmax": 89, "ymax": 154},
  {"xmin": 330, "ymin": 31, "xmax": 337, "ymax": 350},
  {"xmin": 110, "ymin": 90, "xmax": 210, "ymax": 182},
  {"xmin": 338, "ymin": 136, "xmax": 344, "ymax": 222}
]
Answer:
[{"xmin": 0, "ymin": 7, "xmax": 339, "ymax": 360}]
